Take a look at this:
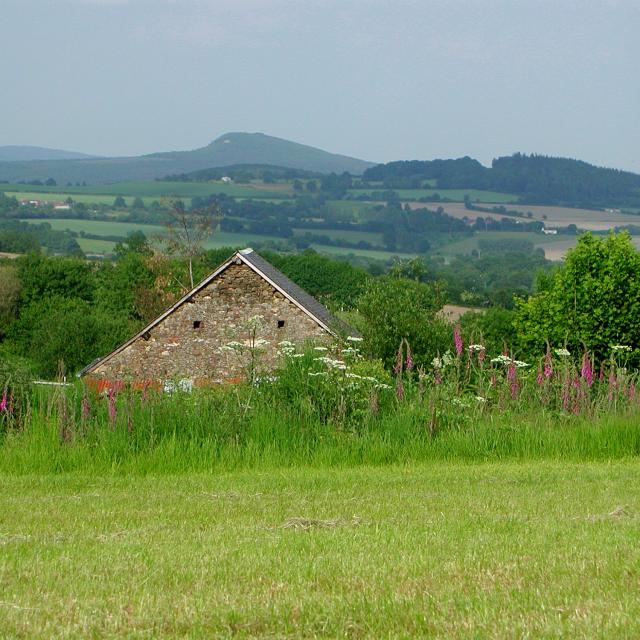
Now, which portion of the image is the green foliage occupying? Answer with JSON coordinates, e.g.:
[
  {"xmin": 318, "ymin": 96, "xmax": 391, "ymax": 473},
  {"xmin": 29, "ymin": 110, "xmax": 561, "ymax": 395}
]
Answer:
[
  {"xmin": 8, "ymin": 296, "xmax": 132, "ymax": 378},
  {"xmin": 515, "ymin": 232, "xmax": 640, "ymax": 360},
  {"xmin": 364, "ymin": 153, "xmax": 640, "ymax": 207},
  {"xmin": 264, "ymin": 344, "xmax": 393, "ymax": 427},
  {"xmin": 356, "ymin": 276, "xmax": 450, "ymax": 368},
  {"xmin": 460, "ymin": 307, "xmax": 518, "ymax": 355},
  {"xmin": 16, "ymin": 253, "xmax": 95, "ymax": 305},
  {"xmin": 0, "ymin": 219, "xmax": 82, "ymax": 256},
  {"xmin": 264, "ymin": 250, "xmax": 370, "ymax": 309},
  {"xmin": 0, "ymin": 265, "xmax": 22, "ymax": 339},
  {"xmin": 477, "ymin": 237, "xmax": 535, "ymax": 254}
]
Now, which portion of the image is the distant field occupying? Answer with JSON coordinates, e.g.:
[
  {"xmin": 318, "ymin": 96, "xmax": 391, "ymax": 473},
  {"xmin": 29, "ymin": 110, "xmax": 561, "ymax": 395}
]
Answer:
[
  {"xmin": 21, "ymin": 218, "xmax": 166, "ymax": 237},
  {"xmin": 77, "ymin": 238, "xmax": 120, "ymax": 254},
  {"xmin": 349, "ymin": 188, "xmax": 518, "ymax": 203},
  {"xmin": 5, "ymin": 191, "xmax": 155, "ymax": 206},
  {"xmin": 21, "ymin": 218, "xmax": 284, "ymax": 254},
  {"xmin": 311, "ymin": 244, "xmax": 417, "ymax": 261},
  {"xmin": 432, "ymin": 231, "xmax": 575, "ymax": 260},
  {"xmin": 324, "ymin": 199, "xmax": 380, "ymax": 218},
  {"xmin": 293, "ymin": 228, "xmax": 383, "ymax": 245},
  {"xmin": 410, "ymin": 202, "xmax": 640, "ymax": 232},
  {"xmin": 2, "ymin": 180, "xmax": 291, "ymax": 201}
]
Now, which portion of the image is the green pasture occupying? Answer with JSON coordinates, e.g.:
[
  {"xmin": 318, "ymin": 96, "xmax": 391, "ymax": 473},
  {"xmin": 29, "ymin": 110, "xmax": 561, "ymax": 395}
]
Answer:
[
  {"xmin": 21, "ymin": 218, "xmax": 284, "ymax": 254},
  {"xmin": 2, "ymin": 180, "xmax": 291, "ymax": 200},
  {"xmin": 432, "ymin": 231, "xmax": 576, "ymax": 258},
  {"xmin": 6, "ymin": 190, "xmax": 153, "ymax": 206},
  {"xmin": 20, "ymin": 218, "xmax": 166, "ymax": 238},
  {"xmin": 293, "ymin": 227, "xmax": 383, "ymax": 245},
  {"xmin": 311, "ymin": 243, "xmax": 417, "ymax": 261},
  {"xmin": 77, "ymin": 238, "xmax": 120, "ymax": 254},
  {"xmin": 1, "ymin": 462, "xmax": 638, "ymax": 637},
  {"xmin": 348, "ymin": 188, "xmax": 519, "ymax": 203},
  {"xmin": 324, "ymin": 199, "xmax": 380, "ymax": 218}
]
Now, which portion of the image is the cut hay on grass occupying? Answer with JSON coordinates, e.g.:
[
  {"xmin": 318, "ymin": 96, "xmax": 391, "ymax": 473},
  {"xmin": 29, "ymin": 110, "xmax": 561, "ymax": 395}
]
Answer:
[{"xmin": 1, "ymin": 462, "xmax": 638, "ymax": 638}]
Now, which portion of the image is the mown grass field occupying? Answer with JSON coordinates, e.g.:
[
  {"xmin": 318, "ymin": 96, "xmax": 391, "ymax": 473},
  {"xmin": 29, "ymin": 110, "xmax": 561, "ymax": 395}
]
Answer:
[{"xmin": 1, "ymin": 462, "xmax": 638, "ymax": 638}]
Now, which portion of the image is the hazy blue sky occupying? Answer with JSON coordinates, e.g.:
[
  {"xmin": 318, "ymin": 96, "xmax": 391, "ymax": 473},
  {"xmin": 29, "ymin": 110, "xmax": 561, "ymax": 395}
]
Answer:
[{"xmin": 1, "ymin": 0, "xmax": 638, "ymax": 170}]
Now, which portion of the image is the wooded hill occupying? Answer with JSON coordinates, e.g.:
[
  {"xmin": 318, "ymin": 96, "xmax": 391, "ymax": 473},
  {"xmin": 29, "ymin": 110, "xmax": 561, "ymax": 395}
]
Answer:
[{"xmin": 364, "ymin": 154, "xmax": 640, "ymax": 207}]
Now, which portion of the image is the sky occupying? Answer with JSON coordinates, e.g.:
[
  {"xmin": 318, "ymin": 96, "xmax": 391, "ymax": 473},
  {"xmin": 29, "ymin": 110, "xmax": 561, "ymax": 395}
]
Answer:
[{"xmin": 1, "ymin": 0, "xmax": 638, "ymax": 171}]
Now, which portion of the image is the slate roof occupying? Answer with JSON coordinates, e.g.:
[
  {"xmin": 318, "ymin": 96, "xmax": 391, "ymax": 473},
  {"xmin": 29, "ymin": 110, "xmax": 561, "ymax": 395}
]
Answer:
[
  {"xmin": 238, "ymin": 249, "xmax": 357, "ymax": 337},
  {"xmin": 79, "ymin": 248, "xmax": 358, "ymax": 377}
]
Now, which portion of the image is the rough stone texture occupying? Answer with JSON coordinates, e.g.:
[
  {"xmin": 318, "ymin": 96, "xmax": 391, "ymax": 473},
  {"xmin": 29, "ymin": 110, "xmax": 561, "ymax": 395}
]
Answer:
[{"xmin": 85, "ymin": 262, "xmax": 331, "ymax": 386}]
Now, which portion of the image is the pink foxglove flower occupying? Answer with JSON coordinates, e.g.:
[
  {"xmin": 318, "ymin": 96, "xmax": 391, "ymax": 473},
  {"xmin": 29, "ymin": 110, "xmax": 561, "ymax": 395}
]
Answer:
[
  {"xmin": 454, "ymin": 326, "xmax": 463, "ymax": 356},
  {"xmin": 543, "ymin": 351, "xmax": 553, "ymax": 378},
  {"xmin": 581, "ymin": 352, "xmax": 593, "ymax": 387},
  {"xmin": 0, "ymin": 391, "xmax": 6, "ymax": 412},
  {"xmin": 405, "ymin": 343, "xmax": 413, "ymax": 371},
  {"xmin": 393, "ymin": 343, "xmax": 403, "ymax": 375}
]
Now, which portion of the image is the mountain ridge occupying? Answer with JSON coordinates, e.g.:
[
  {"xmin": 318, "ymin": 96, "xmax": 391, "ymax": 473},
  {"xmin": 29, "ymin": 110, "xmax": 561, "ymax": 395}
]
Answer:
[
  {"xmin": 0, "ymin": 145, "xmax": 98, "ymax": 162},
  {"xmin": 0, "ymin": 132, "xmax": 375, "ymax": 184}
]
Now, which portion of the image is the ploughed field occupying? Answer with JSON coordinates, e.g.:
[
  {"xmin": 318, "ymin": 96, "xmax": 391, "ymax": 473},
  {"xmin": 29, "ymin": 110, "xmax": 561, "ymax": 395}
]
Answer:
[{"xmin": 1, "ymin": 462, "xmax": 638, "ymax": 638}]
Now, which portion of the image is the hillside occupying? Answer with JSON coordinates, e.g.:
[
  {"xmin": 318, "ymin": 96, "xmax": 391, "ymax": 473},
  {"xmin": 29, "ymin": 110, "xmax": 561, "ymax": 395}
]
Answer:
[
  {"xmin": 0, "ymin": 146, "xmax": 97, "ymax": 162},
  {"xmin": 0, "ymin": 133, "xmax": 374, "ymax": 184}
]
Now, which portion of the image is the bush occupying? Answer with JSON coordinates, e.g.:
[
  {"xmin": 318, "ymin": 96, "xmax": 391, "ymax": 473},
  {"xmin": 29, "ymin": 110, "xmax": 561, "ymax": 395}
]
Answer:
[
  {"xmin": 356, "ymin": 276, "xmax": 450, "ymax": 368},
  {"xmin": 515, "ymin": 232, "xmax": 640, "ymax": 362}
]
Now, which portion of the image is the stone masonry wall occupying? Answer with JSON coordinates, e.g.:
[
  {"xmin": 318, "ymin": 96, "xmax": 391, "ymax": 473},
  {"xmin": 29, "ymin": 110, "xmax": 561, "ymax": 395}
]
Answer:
[{"xmin": 86, "ymin": 262, "xmax": 331, "ymax": 386}]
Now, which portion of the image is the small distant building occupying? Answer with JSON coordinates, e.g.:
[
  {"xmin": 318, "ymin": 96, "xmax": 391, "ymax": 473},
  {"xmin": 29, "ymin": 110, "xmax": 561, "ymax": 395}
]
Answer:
[
  {"xmin": 541, "ymin": 228, "xmax": 558, "ymax": 235},
  {"xmin": 80, "ymin": 249, "xmax": 357, "ymax": 390},
  {"xmin": 52, "ymin": 201, "xmax": 71, "ymax": 210},
  {"xmin": 220, "ymin": 176, "xmax": 232, "ymax": 183},
  {"xmin": 20, "ymin": 199, "xmax": 44, "ymax": 207}
]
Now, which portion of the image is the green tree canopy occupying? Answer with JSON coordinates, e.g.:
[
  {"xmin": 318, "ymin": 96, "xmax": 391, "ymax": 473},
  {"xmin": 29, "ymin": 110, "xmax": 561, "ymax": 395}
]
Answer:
[
  {"xmin": 356, "ymin": 276, "xmax": 449, "ymax": 368},
  {"xmin": 515, "ymin": 232, "xmax": 640, "ymax": 360}
]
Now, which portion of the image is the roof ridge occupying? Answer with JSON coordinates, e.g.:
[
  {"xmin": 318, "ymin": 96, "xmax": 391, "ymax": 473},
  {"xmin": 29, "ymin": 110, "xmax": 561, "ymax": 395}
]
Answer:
[{"xmin": 80, "ymin": 249, "xmax": 359, "ymax": 377}]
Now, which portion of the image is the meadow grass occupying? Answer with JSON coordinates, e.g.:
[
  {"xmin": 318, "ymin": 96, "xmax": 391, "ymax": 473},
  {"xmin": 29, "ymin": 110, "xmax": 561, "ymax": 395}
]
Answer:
[
  {"xmin": 1, "ymin": 461, "xmax": 638, "ymax": 638},
  {"xmin": 2, "ymin": 393, "xmax": 640, "ymax": 475}
]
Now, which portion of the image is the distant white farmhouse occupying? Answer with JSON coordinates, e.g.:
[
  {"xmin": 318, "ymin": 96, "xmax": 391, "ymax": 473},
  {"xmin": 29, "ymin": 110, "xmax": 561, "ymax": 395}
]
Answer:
[
  {"xmin": 221, "ymin": 176, "xmax": 232, "ymax": 183},
  {"xmin": 541, "ymin": 227, "xmax": 558, "ymax": 235}
]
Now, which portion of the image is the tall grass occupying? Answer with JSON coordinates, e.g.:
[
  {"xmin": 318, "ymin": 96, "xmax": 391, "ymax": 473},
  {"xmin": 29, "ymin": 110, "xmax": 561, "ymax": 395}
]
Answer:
[
  {"xmin": 1, "ymin": 388, "xmax": 640, "ymax": 475},
  {"xmin": 2, "ymin": 338, "xmax": 640, "ymax": 474}
]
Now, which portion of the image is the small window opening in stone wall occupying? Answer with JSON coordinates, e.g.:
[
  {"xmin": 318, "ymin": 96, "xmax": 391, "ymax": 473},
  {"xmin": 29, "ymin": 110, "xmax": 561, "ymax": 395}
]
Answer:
[
  {"xmin": 277, "ymin": 319, "xmax": 285, "ymax": 328},
  {"xmin": 193, "ymin": 320, "xmax": 202, "ymax": 329}
]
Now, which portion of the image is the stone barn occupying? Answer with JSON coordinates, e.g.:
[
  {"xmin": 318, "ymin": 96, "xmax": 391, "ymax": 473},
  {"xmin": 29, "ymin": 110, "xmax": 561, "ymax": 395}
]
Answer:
[{"xmin": 80, "ymin": 248, "xmax": 357, "ymax": 390}]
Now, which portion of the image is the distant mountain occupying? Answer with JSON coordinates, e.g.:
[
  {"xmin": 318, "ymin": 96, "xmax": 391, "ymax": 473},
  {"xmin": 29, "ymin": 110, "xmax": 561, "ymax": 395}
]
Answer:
[
  {"xmin": 0, "ymin": 145, "xmax": 97, "ymax": 162},
  {"xmin": 0, "ymin": 133, "xmax": 374, "ymax": 184}
]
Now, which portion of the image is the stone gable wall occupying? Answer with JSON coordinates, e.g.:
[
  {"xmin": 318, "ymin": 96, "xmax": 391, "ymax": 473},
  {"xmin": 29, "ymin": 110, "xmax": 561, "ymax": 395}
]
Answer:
[{"xmin": 86, "ymin": 262, "xmax": 331, "ymax": 385}]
